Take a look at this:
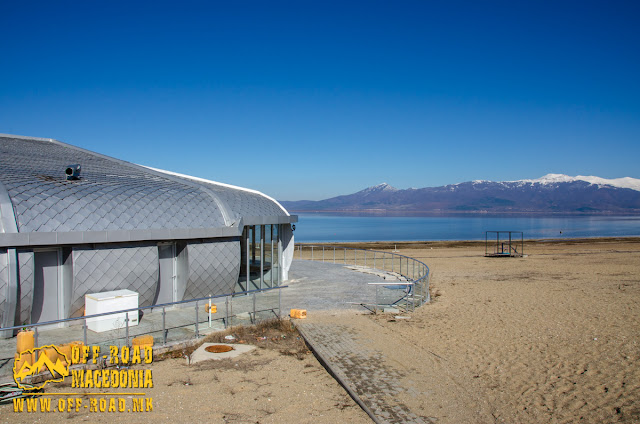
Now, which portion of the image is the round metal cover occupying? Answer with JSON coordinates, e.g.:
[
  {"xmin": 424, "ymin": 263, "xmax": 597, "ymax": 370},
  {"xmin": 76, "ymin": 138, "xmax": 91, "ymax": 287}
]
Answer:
[{"xmin": 205, "ymin": 345, "xmax": 234, "ymax": 353}]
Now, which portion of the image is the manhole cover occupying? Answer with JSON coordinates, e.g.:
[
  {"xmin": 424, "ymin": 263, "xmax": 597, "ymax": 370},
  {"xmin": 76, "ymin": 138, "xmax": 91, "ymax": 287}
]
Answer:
[{"xmin": 205, "ymin": 345, "xmax": 234, "ymax": 353}]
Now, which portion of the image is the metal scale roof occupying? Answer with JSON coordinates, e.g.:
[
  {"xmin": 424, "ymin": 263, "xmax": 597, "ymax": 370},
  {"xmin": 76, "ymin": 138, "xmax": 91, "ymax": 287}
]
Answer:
[{"xmin": 0, "ymin": 134, "xmax": 295, "ymax": 247}]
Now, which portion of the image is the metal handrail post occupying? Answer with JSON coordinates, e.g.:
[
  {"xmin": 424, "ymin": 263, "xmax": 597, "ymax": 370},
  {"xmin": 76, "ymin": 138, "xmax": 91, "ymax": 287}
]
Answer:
[
  {"xmin": 225, "ymin": 296, "xmax": 229, "ymax": 329},
  {"xmin": 33, "ymin": 327, "xmax": 39, "ymax": 361},
  {"xmin": 195, "ymin": 301, "xmax": 199, "ymax": 338},
  {"xmin": 252, "ymin": 293, "xmax": 257, "ymax": 324},
  {"xmin": 278, "ymin": 288, "xmax": 281, "ymax": 318},
  {"xmin": 322, "ymin": 246, "xmax": 325, "ymax": 262},
  {"xmin": 311, "ymin": 246, "xmax": 314, "ymax": 261},
  {"xmin": 344, "ymin": 249, "xmax": 346, "ymax": 264},
  {"xmin": 162, "ymin": 307, "xmax": 167, "ymax": 345},
  {"xmin": 125, "ymin": 315, "xmax": 130, "ymax": 346},
  {"xmin": 83, "ymin": 320, "xmax": 87, "ymax": 346},
  {"xmin": 375, "ymin": 286, "xmax": 378, "ymax": 315}
]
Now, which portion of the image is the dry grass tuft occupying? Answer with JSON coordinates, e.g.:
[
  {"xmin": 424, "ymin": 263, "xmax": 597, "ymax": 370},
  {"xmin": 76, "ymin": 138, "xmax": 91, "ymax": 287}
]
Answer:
[
  {"xmin": 156, "ymin": 318, "xmax": 310, "ymax": 362},
  {"xmin": 203, "ymin": 318, "xmax": 311, "ymax": 360}
]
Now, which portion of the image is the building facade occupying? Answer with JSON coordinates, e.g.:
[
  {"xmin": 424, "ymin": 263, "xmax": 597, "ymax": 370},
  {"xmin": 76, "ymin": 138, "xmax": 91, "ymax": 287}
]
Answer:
[{"xmin": 0, "ymin": 134, "xmax": 296, "ymax": 334}]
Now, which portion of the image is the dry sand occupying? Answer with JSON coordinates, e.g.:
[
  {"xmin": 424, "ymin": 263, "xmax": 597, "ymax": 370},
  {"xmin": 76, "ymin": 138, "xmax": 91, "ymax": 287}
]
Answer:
[
  {"xmin": 1, "ymin": 321, "xmax": 371, "ymax": 424},
  {"xmin": 366, "ymin": 238, "xmax": 640, "ymax": 423},
  {"xmin": 2, "ymin": 238, "xmax": 639, "ymax": 423}
]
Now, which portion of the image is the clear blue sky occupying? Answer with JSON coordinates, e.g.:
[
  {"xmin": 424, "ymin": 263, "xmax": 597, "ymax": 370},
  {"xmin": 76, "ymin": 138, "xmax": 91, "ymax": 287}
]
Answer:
[{"xmin": 1, "ymin": 1, "xmax": 639, "ymax": 200}]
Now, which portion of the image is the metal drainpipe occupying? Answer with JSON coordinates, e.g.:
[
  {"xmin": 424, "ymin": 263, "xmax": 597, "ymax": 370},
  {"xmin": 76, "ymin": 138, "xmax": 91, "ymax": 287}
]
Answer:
[
  {"xmin": 260, "ymin": 225, "xmax": 264, "ymax": 290},
  {"xmin": 246, "ymin": 228, "xmax": 250, "ymax": 292}
]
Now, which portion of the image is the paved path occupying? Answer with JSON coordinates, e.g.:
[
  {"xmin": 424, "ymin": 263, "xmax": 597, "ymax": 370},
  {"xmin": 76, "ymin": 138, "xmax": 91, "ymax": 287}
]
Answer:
[
  {"xmin": 287, "ymin": 260, "xmax": 489, "ymax": 423},
  {"xmin": 297, "ymin": 319, "xmax": 433, "ymax": 424},
  {"xmin": 296, "ymin": 312, "xmax": 490, "ymax": 424},
  {"xmin": 282, "ymin": 260, "xmax": 393, "ymax": 312},
  {"xmin": 282, "ymin": 261, "xmax": 433, "ymax": 423},
  {"xmin": 287, "ymin": 261, "xmax": 440, "ymax": 423}
]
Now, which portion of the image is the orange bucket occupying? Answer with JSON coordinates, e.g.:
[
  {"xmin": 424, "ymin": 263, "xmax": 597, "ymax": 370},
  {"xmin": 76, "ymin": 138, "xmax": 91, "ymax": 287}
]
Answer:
[
  {"xmin": 290, "ymin": 309, "xmax": 307, "ymax": 319},
  {"xmin": 67, "ymin": 341, "xmax": 84, "ymax": 364},
  {"xmin": 14, "ymin": 351, "xmax": 34, "ymax": 371},
  {"xmin": 56, "ymin": 344, "xmax": 72, "ymax": 365},
  {"xmin": 40, "ymin": 346, "xmax": 59, "ymax": 363},
  {"xmin": 132, "ymin": 335, "xmax": 154, "ymax": 347},
  {"xmin": 16, "ymin": 330, "xmax": 34, "ymax": 354}
]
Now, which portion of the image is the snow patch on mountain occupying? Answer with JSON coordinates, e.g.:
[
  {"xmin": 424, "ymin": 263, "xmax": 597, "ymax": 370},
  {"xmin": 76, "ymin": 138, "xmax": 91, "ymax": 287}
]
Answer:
[
  {"xmin": 515, "ymin": 174, "xmax": 640, "ymax": 192},
  {"xmin": 359, "ymin": 183, "xmax": 398, "ymax": 194}
]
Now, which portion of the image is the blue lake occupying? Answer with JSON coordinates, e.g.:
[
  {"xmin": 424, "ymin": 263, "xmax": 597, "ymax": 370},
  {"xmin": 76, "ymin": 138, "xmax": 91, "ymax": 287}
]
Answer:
[{"xmin": 292, "ymin": 213, "xmax": 640, "ymax": 242}]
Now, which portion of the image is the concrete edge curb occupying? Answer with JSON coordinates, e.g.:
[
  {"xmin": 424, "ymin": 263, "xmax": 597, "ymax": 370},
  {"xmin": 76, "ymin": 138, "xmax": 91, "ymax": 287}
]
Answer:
[{"xmin": 295, "ymin": 323, "xmax": 382, "ymax": 424}]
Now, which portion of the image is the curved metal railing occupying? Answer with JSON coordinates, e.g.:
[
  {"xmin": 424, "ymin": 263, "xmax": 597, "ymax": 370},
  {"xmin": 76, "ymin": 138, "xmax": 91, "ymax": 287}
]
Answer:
[{"xmin": 295, "ymin": 244, "xmax": 430, "ymax": 312}]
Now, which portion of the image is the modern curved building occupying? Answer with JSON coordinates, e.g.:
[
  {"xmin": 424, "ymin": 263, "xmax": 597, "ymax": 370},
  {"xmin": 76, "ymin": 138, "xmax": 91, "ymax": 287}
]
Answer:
[{"xmin": 0, "ymin": 134, "xmax": 296, "ymax": 333}]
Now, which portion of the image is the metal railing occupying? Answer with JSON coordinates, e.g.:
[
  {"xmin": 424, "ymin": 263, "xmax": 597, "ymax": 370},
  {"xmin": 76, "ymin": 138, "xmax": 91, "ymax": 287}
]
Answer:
[
  {"xmin": 295, "ymin": 244, "xmax": 430, "ymax": 312},
  {"xmin": 0, "ymin": 285, "xmax": 286, "ymax": 349}
]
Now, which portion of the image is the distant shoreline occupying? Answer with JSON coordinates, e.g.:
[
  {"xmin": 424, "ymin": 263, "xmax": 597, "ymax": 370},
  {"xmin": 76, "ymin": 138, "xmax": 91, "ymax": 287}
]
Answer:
[
  {"xmin": 289, "ymin": 210, "xmax": 640, "ymax": 216},
  {"xmin": 294, "ymin": 236, "xmax": 640, "ymax": 250}
]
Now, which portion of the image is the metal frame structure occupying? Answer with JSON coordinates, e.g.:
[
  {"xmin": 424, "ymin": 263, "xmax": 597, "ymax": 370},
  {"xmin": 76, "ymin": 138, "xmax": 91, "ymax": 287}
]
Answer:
[{"xmin": 485, "ymin": 231, "xmax": 523, "ymax": 257}]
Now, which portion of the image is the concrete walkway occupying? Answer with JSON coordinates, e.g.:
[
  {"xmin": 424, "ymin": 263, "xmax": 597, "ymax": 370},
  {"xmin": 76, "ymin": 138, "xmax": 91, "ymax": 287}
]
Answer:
[
  {"xmin": 288, "ymin": 260, "xmax": 489, "ymax": 424},
  {"xmin": 282, "ymin": 259, "xmax": 402, "ymax": 312},
  {"xmin": 295, "ymin": 311, "xmax": 490, "ymax": 424},
  {"xmin": 296, "ymin": 319, "xmax": 432, "ymax": 424},
  {"xmin": 286, "ymin": 260, "xmax": 444, "ymax": 424}
]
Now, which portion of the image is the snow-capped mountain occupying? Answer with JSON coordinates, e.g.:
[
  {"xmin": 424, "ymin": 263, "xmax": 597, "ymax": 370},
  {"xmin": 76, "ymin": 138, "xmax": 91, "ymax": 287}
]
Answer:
[
  {"xmin": 357, "ymin": 182, "xmax": 399, "ymax": 195},
  {"xmin": 280, "ymin": 174, "xmax": 640, "ymax": 214},
  {"xmin": 513, "ymin": 174, "xmax": 640, "ymax": 192}
]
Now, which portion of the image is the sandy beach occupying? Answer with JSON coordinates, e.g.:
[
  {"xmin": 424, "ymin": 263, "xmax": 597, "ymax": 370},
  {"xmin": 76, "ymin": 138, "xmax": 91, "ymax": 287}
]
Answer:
[
  {"xmin": 2, "ymin": 238, "xmax": 639, "ymax": 423},
  {"xmin": 356, "ymin": 238, "xmax": 640, "ymax": 423}
]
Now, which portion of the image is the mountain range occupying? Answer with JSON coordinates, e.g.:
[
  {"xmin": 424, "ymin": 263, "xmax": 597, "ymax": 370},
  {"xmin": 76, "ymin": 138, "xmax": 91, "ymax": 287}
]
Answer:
[{"xmin": 280, "ymin": 174, "xmax": 640, "ymax": 214}]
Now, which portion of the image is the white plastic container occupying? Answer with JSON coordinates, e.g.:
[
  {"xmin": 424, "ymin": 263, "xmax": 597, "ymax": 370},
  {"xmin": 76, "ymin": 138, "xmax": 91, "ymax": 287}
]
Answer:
[{"xmin": 85, "ymin": 289, "xmax": 139, "ymax": 333}]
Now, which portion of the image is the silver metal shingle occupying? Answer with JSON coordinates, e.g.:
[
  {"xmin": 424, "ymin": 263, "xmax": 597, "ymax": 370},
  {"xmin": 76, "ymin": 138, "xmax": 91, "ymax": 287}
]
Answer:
[
  {"xmin": 186, "ymin": 241, "xmax": 239, "ymax": 299},
  {"xmin": 71, "ymin": 245, "xmax": 158, "ymax": 318}
]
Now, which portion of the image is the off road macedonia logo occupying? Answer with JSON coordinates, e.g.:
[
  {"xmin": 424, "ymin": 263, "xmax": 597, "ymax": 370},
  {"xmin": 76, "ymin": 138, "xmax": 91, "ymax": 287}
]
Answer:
[{"xmin": 13, "ymin": 345, "xmax": 70, "ymax": 390}]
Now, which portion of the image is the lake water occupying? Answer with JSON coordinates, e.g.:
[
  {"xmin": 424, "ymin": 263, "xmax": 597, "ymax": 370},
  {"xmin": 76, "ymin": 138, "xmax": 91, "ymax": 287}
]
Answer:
[{"xmin": 293, "ymin": 213, "xmax": 640, "ymax": 242}]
